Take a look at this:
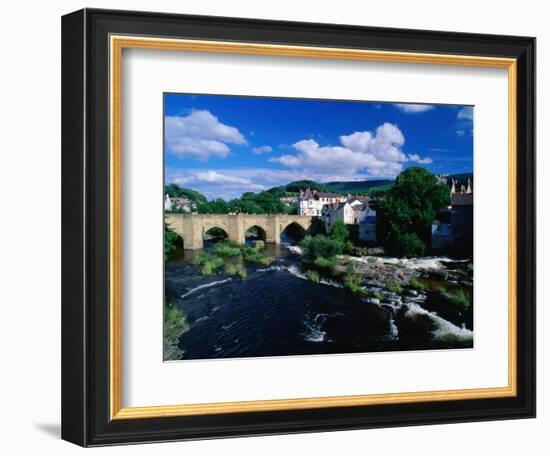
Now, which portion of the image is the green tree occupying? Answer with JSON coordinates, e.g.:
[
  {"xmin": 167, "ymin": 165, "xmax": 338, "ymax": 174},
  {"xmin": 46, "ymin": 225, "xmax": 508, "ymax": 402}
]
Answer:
[
  {"xmin": 164, "ymin": 227, "xmax": 180, "ymax": 261},
  {"xmin": 164, "ymin": 184, "xmax": 207, "ymax": 203},
  {"xmin": 329, "ymin": 220, "xmax": 349, "ymax": 242},
  {"xmin": 299, "ymin": 235, "xmax": 344, "ymax": 263},
  {"xmin": 378, "ymin": 167, "xmax": 450, "ymax": 257}
]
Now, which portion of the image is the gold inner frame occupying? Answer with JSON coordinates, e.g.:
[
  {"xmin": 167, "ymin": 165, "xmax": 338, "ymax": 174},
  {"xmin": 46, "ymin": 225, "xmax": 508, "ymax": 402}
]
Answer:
[{"xmin": 109, "ymin": 35, "xmax": 518, "ymax": 420}]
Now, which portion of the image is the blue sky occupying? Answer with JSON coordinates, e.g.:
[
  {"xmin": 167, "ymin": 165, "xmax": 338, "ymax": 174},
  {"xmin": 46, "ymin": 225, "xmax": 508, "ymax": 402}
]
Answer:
[{"xmin": 164, "ymin": 93, "xmax": 473, "ymax": 200}]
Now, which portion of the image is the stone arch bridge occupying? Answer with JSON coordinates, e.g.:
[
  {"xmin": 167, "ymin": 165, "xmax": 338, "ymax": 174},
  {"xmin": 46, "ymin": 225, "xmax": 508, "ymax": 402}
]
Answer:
[{"xmin": 165, "ymin": 213, "xmax": 314, "ymax": 250}]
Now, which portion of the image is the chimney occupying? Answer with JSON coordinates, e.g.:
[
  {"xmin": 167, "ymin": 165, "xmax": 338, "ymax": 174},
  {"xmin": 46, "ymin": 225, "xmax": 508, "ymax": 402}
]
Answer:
[
  {"xmin": 450, "ymin": 179, "xmax": 456, "ymax": 195},
  {"xmin": 466, "ymin": 178, "xmax": 472, "ymax": 194}
]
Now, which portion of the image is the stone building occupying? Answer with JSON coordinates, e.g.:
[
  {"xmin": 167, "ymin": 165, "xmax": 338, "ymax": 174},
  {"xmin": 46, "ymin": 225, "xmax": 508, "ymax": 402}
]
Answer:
[
  {"xmin": 358, "ymin": 209, "xmax": 377, "ymax": 243},
  {"xmin": 431, "ymin": 222, "xmax": 453, "ymax": 250},
  {"xmin": 450, "ymin": 178, "xmax": 473, "ymax": 256}
]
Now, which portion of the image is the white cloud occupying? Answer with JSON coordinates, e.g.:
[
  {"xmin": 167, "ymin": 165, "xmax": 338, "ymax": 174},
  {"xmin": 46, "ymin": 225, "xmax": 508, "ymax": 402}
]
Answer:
[
  {"xmin": 271, "ymin": 122, "xmax": 408, "ymax": 178},
  {"xmin": 165, "ymin": 110, "xmax": 247, "ymax": 160},
  {"xmin": 395, "ymin": 103, "xmax": 435, "ymax": 113},
  {"xmin": 252, "ymin": 145, "xmax": 273, "ymax": 154},
  {"xmin": 408, "ymin": 153, "xmax": 433, "ymax": 164},
  {"xmin": 172, "ymin": 170, "xmax": 264, "ymax": 189},
  {"xmin": 456, "ymin": 129, "xmax": 466, "ymax": 137},
  {"xmin": 457, "ymin": 106, "xmax": 473, "ymax": 120}
]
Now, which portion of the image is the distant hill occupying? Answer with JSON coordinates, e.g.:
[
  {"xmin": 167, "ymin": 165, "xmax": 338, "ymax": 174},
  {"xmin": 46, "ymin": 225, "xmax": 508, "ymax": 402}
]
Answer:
[
  {"xmin": 324, "ymin": 179, "xmax": 393, "ymax": 194},
  {"xmin": 267, "ymin": 179, "xmax": 393, "ymax": 196}
]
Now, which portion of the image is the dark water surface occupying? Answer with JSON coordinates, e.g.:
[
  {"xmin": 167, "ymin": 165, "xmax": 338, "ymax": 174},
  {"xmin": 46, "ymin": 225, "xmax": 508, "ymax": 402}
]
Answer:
[{"xmin": 165, "ymin": 243, "xmax": 473, "ymax": 361}]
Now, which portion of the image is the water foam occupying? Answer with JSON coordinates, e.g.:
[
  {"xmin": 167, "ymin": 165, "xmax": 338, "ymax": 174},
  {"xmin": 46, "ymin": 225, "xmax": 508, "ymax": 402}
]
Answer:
[
  {"xmin": 387, "ymin": 318, "xmax": 399, "ymax": 340},
  {"xmin": 286, "ymin": 245, "xmax": 303, "ymax": 255},
  {"xmin": 181, "ymin": 278, "xmax": 232, "ymax": 298},
  {"xmin": 349, "ymin": 255, "xmax": 461, "ymax": 271},
  {"xmin": 405, "ymin": 303, "xmax": 473, "ymax": 343},
  {"xmin": 302, "ymin": 312, "xmax": 328, "ymax": 342}
]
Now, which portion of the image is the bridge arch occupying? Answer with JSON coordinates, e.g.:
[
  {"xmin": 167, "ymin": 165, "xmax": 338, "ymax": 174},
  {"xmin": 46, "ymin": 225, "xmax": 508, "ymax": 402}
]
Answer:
[
  {"xmin": 280, "ymin": 221, "xmax": 308, "ymax": 243},
  {"xmin": 203, "ymin": 225, "xmax": 229, "ymax": 242},
  {"xmin": 244, "ymin": 224, "xmax": 267, "ymax": 243}
]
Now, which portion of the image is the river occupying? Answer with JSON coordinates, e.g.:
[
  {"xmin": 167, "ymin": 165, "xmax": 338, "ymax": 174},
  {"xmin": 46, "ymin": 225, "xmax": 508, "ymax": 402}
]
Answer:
[{"xmin": 165, "ymin": 241, "xmax": 473, "ymax": 361}]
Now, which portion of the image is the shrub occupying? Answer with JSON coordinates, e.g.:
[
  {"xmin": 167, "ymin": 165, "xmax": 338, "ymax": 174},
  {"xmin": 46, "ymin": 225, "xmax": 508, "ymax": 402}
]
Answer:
[
  {"xmin": 226, "ymin": 263, "xmax": 247, "ymax": 278},
  {"xmin": 306, "ymin": 270, "xmax": 320, "ymax": 283},
  {"xmin": 215, "ymin": 241, "xmax": 242, "ymax": 257},
  {"xmin": 253, "ymin": 240, "xmax": 265, "ymax": 251},
  {"xmin": 193, "ymin": 251, "xmax": 213, "ymax": 266},
  {"xmin": 236, "ymin": 265, "xmax": 247, "ymax": 278},
  {"xmin": 371, "ymin": 290, "xmax": 384, "ymax": 300},
  {"xmin": 393, "ymin": 232, "xmax": 426, "ymax": 258},
  {"xmin": 313, "ymin": 256, "xmax": 337, "ymax": 272},
  {"xmin": 329, "ymin": 220, "xmax": 349, "ymax": 242},
  {"xmin": 201, "ymin": 256, "xmax": 224, "ymax": 276},
  {"xmin": 343, "ymin": 273, "xmax": 368, "ymax": 295},
  {"xmin": 242, "ymin": 246, "xmax": 274, "ymax": 265},
  {"xmin": 446, "ymin": 288, "xmax": 471, "ymax": 310},
  {"xmin": 164, "ymin": 302, "xmax": 189, "ymax": 345},
  {"xmin": 385, "ymin": 281, "xmax": 404, "ymax": 294},
  {"xmin": 164, "ymin": 228, "xmax": 180, "ymax": 261},
  {"xmin": 300, "ymin": 235, "xmax": 344, "ymax": 263},
  {"xmin": 343, "ymin": 240, "xmax": 354, "ymax": 255},
  {"xmin": 408, "ymin": 277, "xmax": 428, "ymax": 292}
]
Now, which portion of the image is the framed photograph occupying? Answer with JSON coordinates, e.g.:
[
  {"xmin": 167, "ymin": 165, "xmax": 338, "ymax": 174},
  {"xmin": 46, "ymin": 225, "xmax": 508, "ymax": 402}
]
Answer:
[{"xmin": 61, "ymin": 8, "xmax": 535, "ymax": 446}]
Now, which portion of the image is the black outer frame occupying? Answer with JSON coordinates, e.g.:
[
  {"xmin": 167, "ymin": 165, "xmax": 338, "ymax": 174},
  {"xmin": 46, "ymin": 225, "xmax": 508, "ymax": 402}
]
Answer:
[{"xmin": 61, "ymin": 8, "xmax": 536, "ymax": 447}]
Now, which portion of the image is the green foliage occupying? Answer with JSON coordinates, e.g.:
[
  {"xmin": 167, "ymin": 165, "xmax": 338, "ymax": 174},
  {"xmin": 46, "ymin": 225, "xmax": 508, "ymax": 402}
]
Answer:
[
  {"xmin": 164, "ymin": 227, "xmax": 180, "ymax": 261},
  {"xmin": 164, "ymin": 302, "xmax": 188, "ymax": 346},
  {"xmin": 165, "ymin": 184, "xmax": 207, "ymax": 203},
  {"xmin": 371, "ymin": 290, "xmax": 384, "ymax": 300},
  {"xmin": 313, "ymin": 256, "xmax": 337, "ymax": 272},
  {"xmin": 343, "ymin": 240, "xmax": 354, "ymax": 255},
  {"xmin": 323, "ymin": 179, "xmax": 393, "ymax": 194},
  {"xmin": 395, "ymin": 232, "xmax": 426, "ymax": 257},
  {"xmin": 343, "ymin": 273, "xmax": 368, "ymax": 295},
  {"xmin": 305, "ymin": 270, "xmax": 320, "ymax": 283},
  {"xmin": 201, "ymin": 257, "xmax": 225, "ymax": 276},
  {"xmin": 378, "ymin": 167, "xmax": 450, "ymax": 257},
  {"xmin": 329, "ymin": 220, "xmax": 349, "ymax": 242},
  {"xmin": 385, "ymin": 281, "xmax": 404, "ymax": 295},
  {"xmin": 215, "ymin": 240, "xmax": 243, "ymax": 257},
  {"xmin": 284, "ymin": 180, "xmax": 330, "ymax": 193},
  {"xmin": 299, "ymin": 235, "xmax": 344, "ymax": 263},
  {"xmin": 408, "ymin": 277, "xmax": 428, "ymax": 292},
  {"xmin": 253, "ymin": 240, "xmax": 265, "ymax": 251},
  {"xmin": 193, "ymin": 252, "xmax": 224, "ymax": 276},
  {"xmin": 242, "ymin": 246, "xmax": 274, "ymax": 265},
  {"xmin": 196, "ymin": 198, "xmax": 230, "ymax": 214},
  {"xmin": 345, "ymin": 262, "xmax": 356, "ymax": 275},
  {"xmin": 446, "ymin": 288, "xmax": 471, "ymax": 310},
  {"xmin": 225, "ymin": 263, "xmax": 247, "ymax": 278}
]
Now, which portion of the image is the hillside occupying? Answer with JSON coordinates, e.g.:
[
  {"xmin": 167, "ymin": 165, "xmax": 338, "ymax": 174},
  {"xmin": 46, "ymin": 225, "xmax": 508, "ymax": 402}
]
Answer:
[{"xmin": 324, "ymin": 179, "xmax": 393, "ymax": 194}]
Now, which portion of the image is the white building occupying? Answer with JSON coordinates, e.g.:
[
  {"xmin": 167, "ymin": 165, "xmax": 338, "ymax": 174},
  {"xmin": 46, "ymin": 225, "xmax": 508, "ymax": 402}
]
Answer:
[
  {"xmin": 164, "ymin": 194, "xmax": 172, "ymax": 211},
  {"xmin": 321, "ymin": 201, "xmax": 355, "ymax": 232},
  {"xmin": 298, "ymin": 188, "xmax": 347, "ymax": 216},
  {"xmin": 164, "ymin": 195, "xmax": 195, "ymax": 213}
]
